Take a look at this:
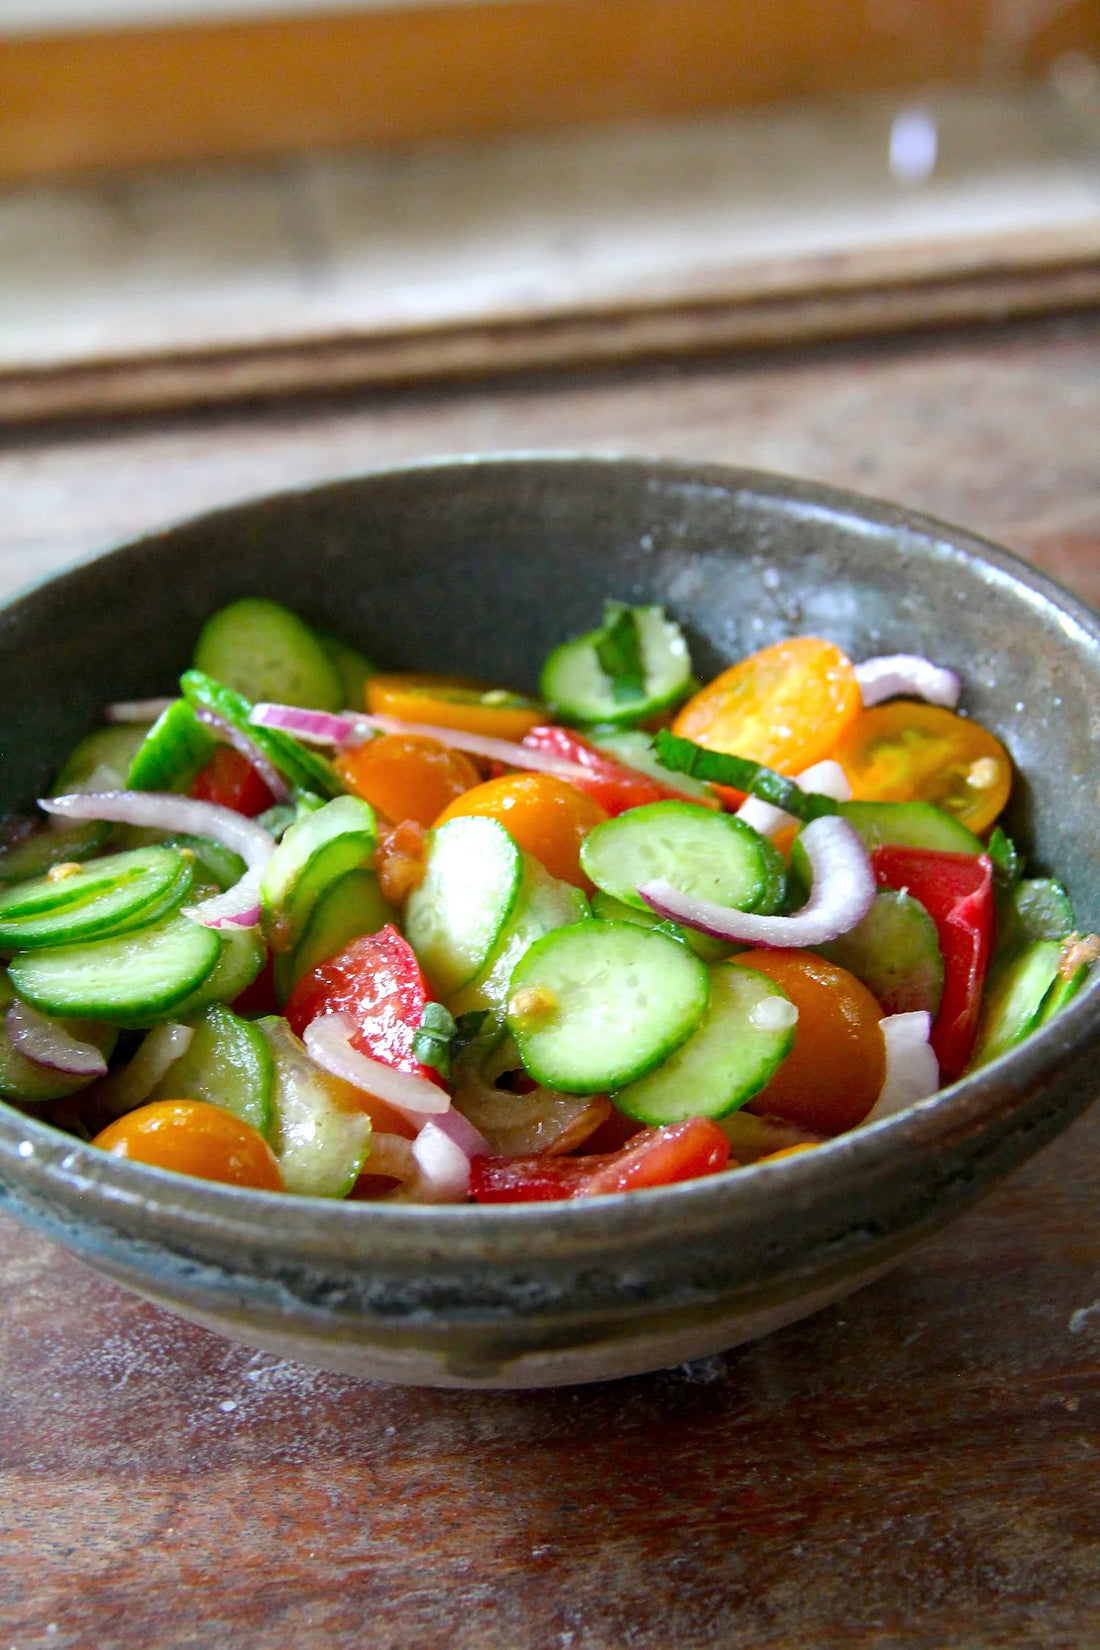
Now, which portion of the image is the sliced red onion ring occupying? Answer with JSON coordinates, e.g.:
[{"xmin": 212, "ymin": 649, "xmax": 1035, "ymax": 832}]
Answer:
[
  {"xmin": 249, "ymin": 704, "xmax": 357, "ymax": 746},
  {"xmin": 409, "ymin": 1120, "xmax": 473, "ymax": 1202},
  {"xmin": 855, "ymin": 655, "xmax": 961, "ymax": 709},
  {"xmin": 105, "ymin": 697, "xmax": 175, "ymax": 724},
  {"xmin": 865, "ymin": 1011, "xmax": 941, "ymax": 1121},
  {"xmin": 194, "ymin": 706, "xmax": 290, "ymax": 804},
  {"xmin": 736, "ymin": 759, "xmax": 852, "ymax": 838},
  {"xmin": 303, "ymin": 1013, "xmax": 450, "ymax": 1117},
  {"xmin": 249, "ymin": 701, "xmax": 593, "ymax": 781},
  {"xmin": 432, "ymin": 1104, "xmax": 490, "ymax": 1160},
  {"xmin": 640, "ymin": 814, "xmax": 876, "ymax": 948},
  {"xmin": 40, "ymin": 791, "xmax": 275, "ymax": 867},
  {"xmin": 6, "ymin": 1002, "xmax": 108, "ymax": 1077},
  {"xmin": 182, "ymin": 863, "xmax": 264, "ymax": 931}
]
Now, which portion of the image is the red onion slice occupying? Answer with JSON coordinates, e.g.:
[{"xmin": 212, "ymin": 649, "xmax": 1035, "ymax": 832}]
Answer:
[
  {"xmin": 41, "ymin": 791, "xmax": 275, "ymax": 867},
  {"xmin": 194, "ymin": 706, "xmax": 290, "ymax": 804},
  {"xmin": 249, "ymin": 704, "xmax": 358, "ymax": 746},
  {"xmin": 736, "ymin": 759, "xmax": 852, "ymax": 838},
  {"xmin": 5, "ymin": 1002, "xmax": 108, "ymax": 1077},
  {"xmin": 855, "ymin": 655, "xmax": 962, "ymax": 709},
  {"xmin": 432, "ymin": 1104, "xmax": 490, "ymax": 1160},
  {"xmin": 865, "ymin": 1011, "xmax": 941, "ymax": 1121},
  {"xmin": 640, "ymin": 814, "xmax": 876, "ymax": 948},
  {"xmin": 303, "ymin": 1013, "xmax": 450, "ymax": 1117},
  {"xmin": 410, "ymin": 1120, "xmax": 473, "ymax": 1202},
  {"xmin": 182, "ymin": 864, "xmax": 264, "ymax": 930},
  {"xmin": 105, "ymin": 697, "xmax": 175, "ymax": 724}
]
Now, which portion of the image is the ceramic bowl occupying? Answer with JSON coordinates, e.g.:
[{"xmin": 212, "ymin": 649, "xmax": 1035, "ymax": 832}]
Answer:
[{"xmin": 0, "ymin": 457, "xmax": 1097, "ymax": 1388}]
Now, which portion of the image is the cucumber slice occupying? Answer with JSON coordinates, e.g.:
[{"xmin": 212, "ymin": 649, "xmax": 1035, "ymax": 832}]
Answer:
[
  {"xmin": 816, "ymin": 889, "xmax": 944, "ymax": 1016},
  {"xmin": 181, "ymin": 671, "xmax": 344, "ymax": 801},
  {"xmin": 506, "ymin": 918, "xmax": 709, "ymax": 1093},
  {"xmin": 580, "ymin": 800, "xmax": 785, "ymax": 916},
  {"xmin": 160, "ymin": 835, "xmax": 246, "ymax": 893},
  {"xmin": 840, "ymin": 801, "xmax": 984, "ymax": 856},
  {"xmin": 148, "ymin": 1004, "xmax": 274, "ymax": 1136},
  {"xmin": 127, "ymin": 699, "xmax": 216, "ymax": 793},
  {"xmin": 275, "ymin": 866, "xmax": 395, "ymax": 1002},
  {"xmin": 0, "ymin": 972, "xmax": 117, "ymax": 1102},
  {"xmin": 10, "ymin": 913, "xmax": 221, "ymax": 1023},
  {"xmin": 52, "ymin": 722, "xmax": 153, "ymax": 795},
  {"xmin": 194, "ymin": 598, "xmax": 344, "ymax": 712},
  {"xmin": 613, "ymin": 961, "xmax": 795, "ymax": 1124},
  {"xmin": 1038, "ymin": 955, "xmax": 1091, "ymax": 1024},
  {"xmin": 0, "ymin": 847, "xmax": 192, "ymax": 950},
  {"xmin": 1013, "ymin": 879, "xmax": 1075, "ymax": 944},
  {"xmin": 541, "ymin": 605, "xmax": 693, "ymax": 726},
  {"xmin": 971, "ymin": 940, "xmax": 1063, "ymax": 1068},
  {"xmin": 315, "ymin": 631, "xmax": 376, "ymax": 711},
  {"xmin": 260, "ymin": 795, "xmax": 377, "ymax": 953},
  {"xmin": 137, "ymin": 926, "xmax": 266, "ymax": 1024},
  {"xmin": 448, "ymin": 856, "xmax": 589, "ymax": 1030},
  {"xmin": 589, "ymin": 889, "xmax": 733, "ymax": 963},
  {"xmin": 257, "ymin": 1016, "xmax": 372, "ymax": 1196},
  {"xmin": 0, "ymin": 820, "xmax": 110, "ymax": 884},
  {"xmin": 405, "ymin": 816, "xmax": 524, "ymax": 997},
  {"xmin": 589, "ymin": 730, "xmax": 716, "ymax": 805}
]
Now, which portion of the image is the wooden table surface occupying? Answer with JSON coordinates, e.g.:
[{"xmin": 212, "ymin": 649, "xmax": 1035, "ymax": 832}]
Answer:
[{"xmin": 2, "ymin": 316, "xmax": 1099, "ymax": 1649}]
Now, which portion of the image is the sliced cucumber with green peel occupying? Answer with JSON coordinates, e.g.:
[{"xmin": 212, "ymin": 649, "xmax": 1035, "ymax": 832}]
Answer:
[
  {"xmin": 590, "ymin": 729, "xmax": 716, "ymax": 804},
  {"xmin": 181, "ymin": 670, "xmax": 344, "ymax": 801},
  {"xmin": 258, "ymin": 1016, "xmax": 372, "ymax": 1196},
  {"xmin": 52, "ymin": 722, "xmax": 152, "ymax": 795},
  {"xmin": 613, "ymin": 961, "xmax": 795, "ymax": 1124},
  {"xmin": 148, "ymin": 1004, "xmax": 274, "ymax": 1136},
  {"xmin": 1012, "ymin": 879, "xmax": 1075, "ymax": 945},
  {"xmin": 0, "ymin": 972, "xmax": 117, "ymax": 1102},
  {"xmin": 0, "ymin": 847, "xmax": 193, "ymax": 950},
  {"xmin": 506, "ymin": 918, "xmax": 709, "ymax": 1093},
  {"xmin": 840, "ymin": 800, "xmax": 983, "ymax": 856},
  {"xmin": 971, "ymin": 940, "xmax": 1063, "ymax": 1068},
  {"xmin": 276, "ymin": 866, "xmax": 395, "ymax": 1002},
  {"xmin": 0, "ymin": 820, "xmax": 110, "ymax": 885},
  {"xmin": 816, "ymin": 889, "xmax": 944, "ymax": 1017},
  {"xmin": 127, "ymin": 699, "xmax": 216, "ymax": 792},
  {"xmin": 316, "ymin": 631, "xmax": 376, "ymax": 710},
  {"xmin": 448, "ymin": 855, "xmax": 589, "ymax": 1031},
  {"xmin": 137, "ymin": 925, "xmax": 266, "ymax": 1024},
  {"xmin": 580, "ymin": 801, "xmax": 785, "ymax": 916},
  {"xmin": 194, "ymin": 598, "xmax": 344, "ymax": 712},
  {"xmin": 260, "ymin": 794, "xmax": 377, "ymax": 952},
  {"xmin": 10, "ymin": 913, "xmax": 221, "ymax": 1023},
  {"xmin": 160, "ymin": 835, "xmax": 246, "ymax": 893},
  {"xmin": 590, "ymin": 889, "xmax": 733, "ymax": 963},
  {"xmin": 1038, "ymin": 953, "xmax": 1092, "ymax": 1024},
  {"xmin": 405, "ymin": 815, "xmax": 524, "ymax": 997},
  {"xmin": 541, "ymin": 604, "xmax": 693, "ymax": 726}
]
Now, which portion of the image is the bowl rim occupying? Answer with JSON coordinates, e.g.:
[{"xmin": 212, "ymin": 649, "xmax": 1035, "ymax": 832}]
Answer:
[{"xmin": 1, "ymin": 451, "xmax": 1098, "ymax": 1257}]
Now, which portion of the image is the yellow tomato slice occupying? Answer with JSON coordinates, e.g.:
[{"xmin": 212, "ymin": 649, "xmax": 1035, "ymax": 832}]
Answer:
[
  {"xmin": 672, "ymin": 638, "xmax": 861, "ymax": 775},
  {"xmin": 366, "ymin": 674, "xmax": 544, "ymax": 741},
  {"xmin": 833, "ymin": 701, "xmax": 1012, "ymax": 834}
]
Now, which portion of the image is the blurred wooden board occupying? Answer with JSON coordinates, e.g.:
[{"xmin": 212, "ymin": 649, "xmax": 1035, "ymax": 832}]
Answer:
[{"xmin": 3, "ymin": 85, "xmax": 1100, "ymax": 423}]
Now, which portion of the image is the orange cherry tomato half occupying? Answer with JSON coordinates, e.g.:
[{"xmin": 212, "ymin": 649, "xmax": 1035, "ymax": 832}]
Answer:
[
  {"xmin": 433, "ymin": 773, "xmax": 608, "ymax": 889},
  {"xmin": 366, "ymin": 674, "xmax": 545, "ymax": 742},
  {"xmin": 734, "ymin": 951, "xmax": 885, "ymax": 1135},
  {"xmin": 335, "ymin": 733, "xmax": 480, "ymax": 828},
  {"xmin": 673, "ymin": 637, "xmax": 861, "ymax": 775},
  {"xmin": 92, "ymin": 1099, "xmax": 283, "ymax": 1191},
  {"xmin": 831, "ymin": 701, "xmax": 1012, "ymax": 835}
]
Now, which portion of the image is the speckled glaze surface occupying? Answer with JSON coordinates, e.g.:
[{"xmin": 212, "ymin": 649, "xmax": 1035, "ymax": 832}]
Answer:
[{"xmin": 0, "ymin": 456, "xmax": 1097, "ymax": 1388}]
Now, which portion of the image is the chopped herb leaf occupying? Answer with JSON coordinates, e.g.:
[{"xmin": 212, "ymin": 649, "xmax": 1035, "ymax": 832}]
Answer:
[
  {"xmin": 412, "ymin": 1001, "xmax": 457, "ymax": 1079},
  {"xmin": 653, "ymin": 730, "xmax": 840, "ymax": 824},
  {"xmin": 595, "ymin": 603, "xmax": 647, "ymax": 704},
  {"xmin": 988, "ymin": 826, "xmax": 1022, "ymax": 886}
]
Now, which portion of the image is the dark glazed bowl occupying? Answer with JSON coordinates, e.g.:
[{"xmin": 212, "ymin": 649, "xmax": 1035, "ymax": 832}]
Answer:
[{"xmin": 0, "ymin": 457, "xmax": 1098, "ymax": 1388}]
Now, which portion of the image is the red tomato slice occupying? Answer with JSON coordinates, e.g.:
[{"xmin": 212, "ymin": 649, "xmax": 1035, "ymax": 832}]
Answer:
[
  {"xmin": 190, "ymin": 745, "xmax": 275, "ymax": 817},
  {"xmin": 521, "ymin": 725, "xmax": 677, "ymax": 816},
  {"xmin": 469, "ymin": 1116, "xmax": 731, "ymax": 1203},
  {"xmin": 284, "ymin": 924, "xmax": 442, "ymax": 1084}
]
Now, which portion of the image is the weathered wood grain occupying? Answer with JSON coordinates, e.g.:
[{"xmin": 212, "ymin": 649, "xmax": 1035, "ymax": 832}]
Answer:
[{"xmin": 0, "ymin": 315, "xmax": 1097, "ymax": 1648}]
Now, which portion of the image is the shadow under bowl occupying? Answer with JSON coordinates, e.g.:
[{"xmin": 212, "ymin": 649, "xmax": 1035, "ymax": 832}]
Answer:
[{"xmin": 0, "ymin": 456, "xmax": 1098, "ymax": 1387}]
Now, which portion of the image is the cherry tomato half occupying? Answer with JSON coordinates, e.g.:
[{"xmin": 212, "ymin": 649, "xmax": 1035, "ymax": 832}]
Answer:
[
  {"xmin": 366, "ymin": 674, "xmax": 545, "ymax": 741},
  {"xmin": 832, "ymin": 701, "xmax": 1011, "ymax": 835},
  {"xmin": 734, "ymin": 951, "xmax": 885, "ymax": 1135},
  {"xmin": 673, "ymin": 637, "xmax": 861, "ymax": 775},
  {"xmin": 469, "ymin": 1116, "xmax": 730, "ymax": 1202},
  {"xmin": 190, "ymin": 745, "xmax": 275, "ymax": 817},
  {"xmin": 433, "ymin": 773, "xmax": 609, "ymax": 889},
  {"xmin": 336, "ymin": 733, "xmax": 479, "ymax": 827},
  {"xmin": 93, "ymin": 1099, "xmax": 283, "ymax": 1190}
]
